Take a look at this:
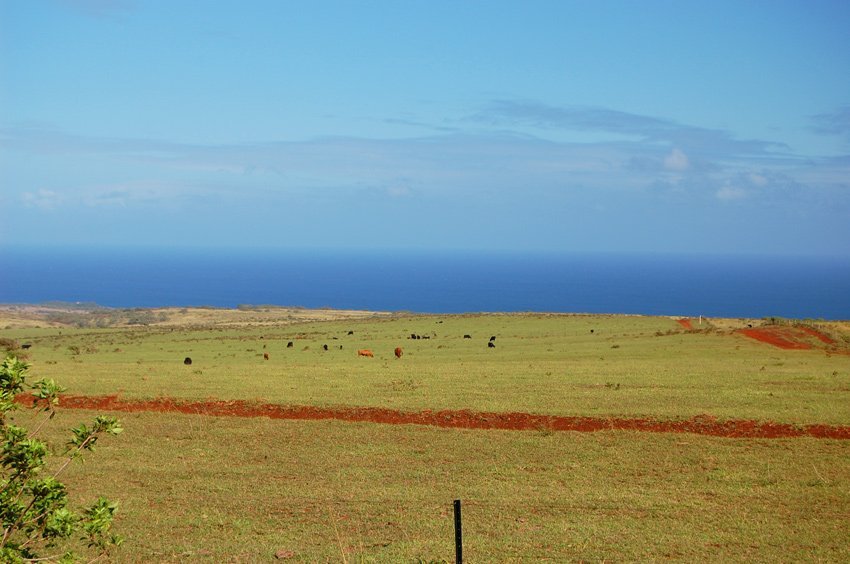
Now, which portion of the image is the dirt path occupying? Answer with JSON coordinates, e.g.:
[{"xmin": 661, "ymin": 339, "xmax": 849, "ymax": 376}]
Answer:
[{"xmin": 17, "ymin": 394, "xmax": 850, "ymax": 439}]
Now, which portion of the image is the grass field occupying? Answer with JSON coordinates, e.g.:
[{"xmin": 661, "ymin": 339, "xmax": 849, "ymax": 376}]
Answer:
[{"xmin": 2, "ymin": 306, "xmax": 849, "ymax": 561}]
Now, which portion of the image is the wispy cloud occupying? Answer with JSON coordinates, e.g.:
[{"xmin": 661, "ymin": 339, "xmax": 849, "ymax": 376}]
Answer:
[
  {"xmin": 16, "ymin": 176, "xmax": 211, "ymax": 211},
  {"xmin": 385, "ymin": 182, "xmax": 414, "ymax": 198},
  {"xmin": 78, "ymin": 180, "xmax": 197, "ymax": 208},
  {"xmin": 1, "ymin": 127, "xmax": 634, "ymax": 193},
  {"xmin": 716, "ymin": 183, "xmax": 747, "ymax": 201},
  {"xmin": 3, "ymin": 116, "xmax": 847, "ymax": 221},
  {"xmin": 382, "ymin": 117, "xmax": 459, "ymax": 134},
  {"xmin": 664, "ymin": 148, "xmax": 690, "ymax": 172},
  {"xmin": 810, "ymin": 105, "xmax": 850, "ymax": 141},
  {"xmin": 467, "ymin": 100, "xmax": 788, "ymax": 158},
  {"xmin": 0, "ymin": 126, "xmax": 184, "ymax": 159},
  {"xmin": 713, "ymin": 171, "xmax": 784, "ymax": 202},
  {"xmin": 20, "ymin": 189, "xmax": 64, "ymax": 210}
]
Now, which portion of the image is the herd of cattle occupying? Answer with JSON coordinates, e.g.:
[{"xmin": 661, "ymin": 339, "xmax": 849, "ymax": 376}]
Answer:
[{"xmin": 182, "ymin": 331, "xmax": 497, "ymax": 365}]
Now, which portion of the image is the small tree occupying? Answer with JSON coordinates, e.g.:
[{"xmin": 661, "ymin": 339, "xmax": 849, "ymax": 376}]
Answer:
[{"xmin": 1, "ymin": 356, "xmax": 123, "ymax": 562}]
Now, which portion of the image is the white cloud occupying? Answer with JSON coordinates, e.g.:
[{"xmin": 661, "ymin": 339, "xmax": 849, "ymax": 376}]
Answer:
[
  {"xmin": 664, "ymin": 148, "xmax": 690, "ymax": 171},
  {"xmin": 83, "ymin": 190, "xmax": 129, "ymax": 208},
  {"xmin": 20, "ymin": 189, "xmax": 64, "ymax": 210},
  {"xmin": 716, "ymin": 184, "xmax": 746, "ymax": 201},
  {"xmin": 18, "ymin": 181, "xmax": 207, "ymax": 212},
  {"xmin": 386, "ymin": 184, "xmax": 412, "ymax": 198},
  {"xmin": 748, "ymin": 173, "xmax": 768, "ymax": 187},
  {"xmin": 79, "ymin": 180, "xmax": 204, "ymax": 208}
]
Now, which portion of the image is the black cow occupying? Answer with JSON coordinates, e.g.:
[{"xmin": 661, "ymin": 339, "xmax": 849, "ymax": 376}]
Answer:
[
  {"xmin": 323, "ymin": 344, "xmax": 329, "ymax": 351},
  {"xmin": 287, "ymin": 341, "xmax": 294, "ymax": 348},
  {"xmin": 184, "ymin": 357, "xmax": 192, "ymax": 365},
  {"xmin": 488, "ymin": 342, "xmax": 496, "ymax": 348},
  {"xmin": 463, "ymin": 334, "xmax": 471, "ymax": 339},
  {"xmin": 489, "ymin": 336, "xmax": 496, "ymax": 342},
  {"xmin": 21, "ymin": 344, "xmax": 32, "ymax": 350}
]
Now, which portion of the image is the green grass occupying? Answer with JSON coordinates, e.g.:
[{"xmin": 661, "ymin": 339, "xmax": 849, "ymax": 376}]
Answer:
[
  {"xmin": 5, "ymin": 314, "xmax": 850, "ymax": 424},
  {"xmin": 17, "ymin": 408, "xmax": 849, "ymax": 562},
  {"xmin": 3, "ymin": 312, "xmax": 850, "ymax": 561}
]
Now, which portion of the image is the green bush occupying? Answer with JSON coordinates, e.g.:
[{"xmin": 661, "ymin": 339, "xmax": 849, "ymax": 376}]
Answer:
[{"xmin": 1, "ymin": 356, "xmax": 123, "ymax": 562}]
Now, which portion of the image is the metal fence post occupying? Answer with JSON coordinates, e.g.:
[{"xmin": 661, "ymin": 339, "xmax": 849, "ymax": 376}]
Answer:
[{"xmin": 454, "ymin": 499, "xmax": 463, "ymax": 564}]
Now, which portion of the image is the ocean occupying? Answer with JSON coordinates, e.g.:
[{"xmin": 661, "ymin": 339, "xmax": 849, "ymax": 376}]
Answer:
[{"xmin": 1, "ymin": 248, "xmax": 848, "ymax": 319}]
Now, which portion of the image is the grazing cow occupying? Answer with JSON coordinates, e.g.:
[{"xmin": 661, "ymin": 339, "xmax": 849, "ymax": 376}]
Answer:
[
  {"xmin": 287, "ymin": 341, "xmax": 294, "ymax": 348},
  {"xmin": 323, "ymin": 344, "xmax": 329, "ymax": 351},
  {"xmin": 21, "ymin": 343, "xmax": 32, "ymax": 350},
  {"xmin": 357, "ymin": 349, "xmax": 374, "ymax": 358},
  {"xmin": 463, "ymin": 334, "xmax": 471, "ymax": 339},
  {"xmin": 488, "ymin": 341, "xmax": 496, "ymax": 348},
  {"xmin": 183, "ymin": 357, "xmax": 192, "ymax": 365},
  {"xmin": 489, "ymin": 336, "xmax": 496, "ymax": 342},
  {"xmin": 590, "ymin": 329, "xmax": 594, "ymax": 334},
  {"xmin": 394, "ymin": 347, "xmax": 403, "ymax": 359},
  {"xmin": 263, "ymin": 352, "xmax": 269, "ymax": 360},
  {"xmin": 348, "ymin": 330, "xmax": 354, "ymax": 335}
]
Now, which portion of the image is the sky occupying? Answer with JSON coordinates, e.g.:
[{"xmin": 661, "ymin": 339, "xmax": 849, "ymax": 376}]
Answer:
[{"xmin": 1, "ymin": 0, "xmax": 849, "ymax": 255}]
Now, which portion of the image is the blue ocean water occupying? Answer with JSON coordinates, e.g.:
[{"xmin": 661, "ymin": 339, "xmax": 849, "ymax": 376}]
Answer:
[{"xmin": 1, "ymin": 248, "xmax": 848, "ymax": 319}]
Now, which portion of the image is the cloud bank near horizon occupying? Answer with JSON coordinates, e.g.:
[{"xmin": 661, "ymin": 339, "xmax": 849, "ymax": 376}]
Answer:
[
  {"xmin": 4, "ymin": 99, "xmax": 845, "ymax": 199},
  {"xmin": 2, "ymin": 99, "xmax": 848, "ymax": 254}
]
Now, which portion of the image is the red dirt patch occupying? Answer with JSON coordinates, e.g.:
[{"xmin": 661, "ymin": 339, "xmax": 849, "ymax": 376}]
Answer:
[
  {"xmin": 16, "ymin": 394, "xmax": 850, "ymax": 440},
  {"xmin": 676, "ymin": 318, "xmax": 693, "ymax": 330},
  {"xmin": 738, "ymin": 325, "xmax": 842, "ymax": 351},
  {"xmin": 796, "ymin": 325, "xmax": 836, "ymax": 345},
  {"xmin": 739, "ymin": 327, "xmax": 812, "ymax": 350}
]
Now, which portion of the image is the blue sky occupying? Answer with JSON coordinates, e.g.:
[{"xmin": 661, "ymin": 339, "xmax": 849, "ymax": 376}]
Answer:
[{"xmin": 1, "ymin": 0, "xmax": 849, "ymax": 255}]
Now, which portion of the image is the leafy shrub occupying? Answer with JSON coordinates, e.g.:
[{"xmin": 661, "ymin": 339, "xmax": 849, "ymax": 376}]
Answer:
[{"xmin": 1, "ymin": 356, "xmax": 123, "ymax": 561}]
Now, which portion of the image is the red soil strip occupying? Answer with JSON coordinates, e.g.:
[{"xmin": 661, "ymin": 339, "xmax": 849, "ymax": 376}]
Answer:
[
  {"xmin": 739, "ymin": 326, "xmax": 849, "ymax": 356},
  {"xmin": 676, "ymin": 318, "xmax": 693, "ymax": 330},
  {"xmin": 16, "ymin": 394, "xmax": 850, "ymax": 440},
  {"xmin": 797, "ymin": 326, "xmax": 836, "ymax": 345},
  {"xmin": 739, "ymin": 327, "xmax": 813, "ymax": 350}
]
